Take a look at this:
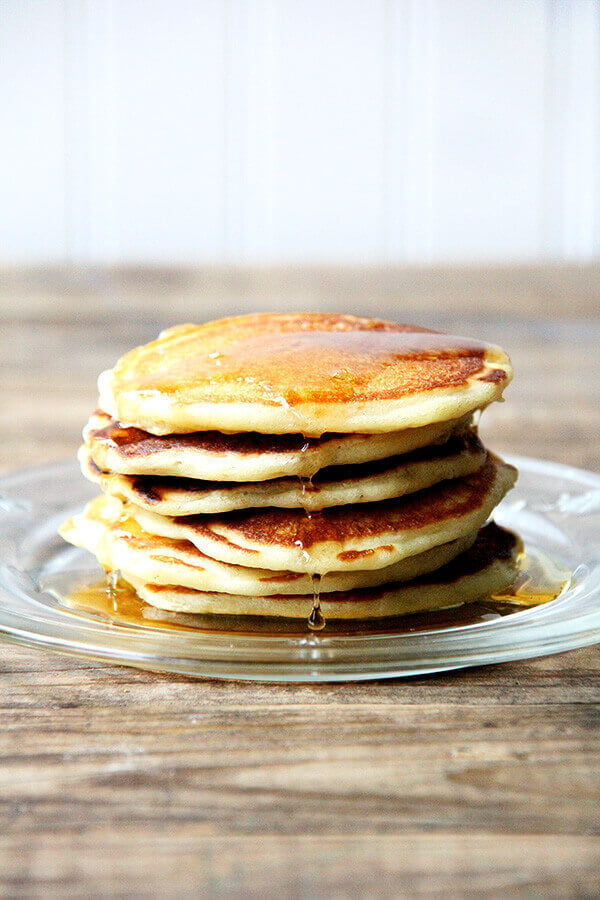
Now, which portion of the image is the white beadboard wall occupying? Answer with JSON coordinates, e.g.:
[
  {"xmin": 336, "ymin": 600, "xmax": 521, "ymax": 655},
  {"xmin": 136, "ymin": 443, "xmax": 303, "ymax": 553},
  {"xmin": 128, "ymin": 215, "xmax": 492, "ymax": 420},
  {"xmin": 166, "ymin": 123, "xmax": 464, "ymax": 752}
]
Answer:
[{"xmin": 1, "ymin": 0, "xmax": 599, "ymax": 265}]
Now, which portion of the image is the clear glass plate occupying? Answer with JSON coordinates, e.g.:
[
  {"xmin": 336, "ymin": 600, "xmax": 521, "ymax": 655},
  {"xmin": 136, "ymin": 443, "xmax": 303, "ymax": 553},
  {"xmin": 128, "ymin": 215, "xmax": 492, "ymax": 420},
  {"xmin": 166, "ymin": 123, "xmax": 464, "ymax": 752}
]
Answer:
[{"xmin": 0, "ymin": 457, "xmax": 599, "ymax": 682}]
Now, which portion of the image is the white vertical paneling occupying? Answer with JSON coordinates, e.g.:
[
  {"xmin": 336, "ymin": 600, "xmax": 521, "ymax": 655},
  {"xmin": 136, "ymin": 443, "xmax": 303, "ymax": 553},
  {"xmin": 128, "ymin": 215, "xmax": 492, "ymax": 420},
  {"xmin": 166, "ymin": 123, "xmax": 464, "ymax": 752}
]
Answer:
[
  {"xmin": 544, "ymin": 0, "xmax": 600, "ymax": 260},
  {"xmin": 385, "ymin": 0, "xmax": 438, "ymax": 262},
  {"xmin": 383, "ymin": 0, "xmax": 410, "ymax": 262},
  {"xmin": 0, "ymin": 2, "xmax": 66, "ymax": 262},
  {"xmin": 63, "ymin": 0, "xmax": 118, "ymax": 262},
  {"xmin": 109, "ymin": 0, "xmax": 227, "ymax": 262},
  {"xmin": 1, "ymin": 0, "xmax": 599, "ymax": 265},
  {"xmin": 223, "ymin": 0, "xmax": 248, "ymax": 261},
  {"xmin": 431, "ymin": 0, "xmax": 548, "ymax": 262},
  {"xmin": 224, "ymin": 0, "xmax": 280, "ymax": 263},
  {"xmin": 243, "ymin": 0, "xmax": 388, "ymax": 263}
]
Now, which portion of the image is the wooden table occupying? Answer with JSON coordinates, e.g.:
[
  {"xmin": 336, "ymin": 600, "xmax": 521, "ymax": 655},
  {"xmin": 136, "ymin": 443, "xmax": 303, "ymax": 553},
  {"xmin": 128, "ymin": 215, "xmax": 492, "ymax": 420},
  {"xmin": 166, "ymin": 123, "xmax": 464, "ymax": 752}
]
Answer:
[{"xmin": 1, "ymin": 266, "xmax": 600, "ymax": 896}]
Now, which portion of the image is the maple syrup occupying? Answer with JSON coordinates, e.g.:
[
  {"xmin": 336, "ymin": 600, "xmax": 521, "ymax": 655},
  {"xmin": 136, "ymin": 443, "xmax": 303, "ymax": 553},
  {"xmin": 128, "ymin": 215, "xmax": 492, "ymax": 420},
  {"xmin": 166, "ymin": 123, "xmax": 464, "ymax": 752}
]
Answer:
[
  {"xmin": 106, "ymin": 569, "xmax": 120, "ymax": 594},
  {"xmin": 130, "ymin": 324, "xmax": 492, "ymax": 405},
  {"xmin": 307, "ymin": 574, "xmax": 326, "ymax": 631},
  {"xmin": 296, "ymin": 442, "xmax": 326, "ymax": 628},
  {"xmin": 58, "ymin": 543, "xmax": 568, "ymax": 637}
]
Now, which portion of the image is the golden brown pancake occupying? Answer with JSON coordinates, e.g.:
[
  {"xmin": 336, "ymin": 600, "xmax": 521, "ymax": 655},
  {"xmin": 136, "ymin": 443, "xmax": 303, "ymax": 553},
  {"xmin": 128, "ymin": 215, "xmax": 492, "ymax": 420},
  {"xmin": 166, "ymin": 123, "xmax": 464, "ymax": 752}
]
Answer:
[
  {"xmin": 60, "ymin": 313, "xmax": 518, "ymax": 624},
  {"xmin": 130, "ymin": 455, "xmax": 516, "ymax": 573},
  {"xmin": 80, "ymin": 430, "xmax": 487, "ymax": 514},
  {"xmin": 82, "ymin": 409, "xmax": 471, "ymax": 481},
  {"xmin": 98, "ymin": 314, "xmax": 512, "ymax": 436},
  {"xmin": 127, "ymin": 523, "xmax": 521, "ymax": 619},
  {"xmin": 59, "ymin": 495, "xmax": 480, "ymax": 596}
]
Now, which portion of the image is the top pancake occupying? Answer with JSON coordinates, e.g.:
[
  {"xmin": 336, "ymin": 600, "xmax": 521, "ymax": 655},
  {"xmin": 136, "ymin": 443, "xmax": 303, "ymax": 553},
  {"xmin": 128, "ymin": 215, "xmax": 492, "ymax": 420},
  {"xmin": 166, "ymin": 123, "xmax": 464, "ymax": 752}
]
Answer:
[{"xmin": 98, "ymin": 313, "xmax": 513, "ymax": 437}]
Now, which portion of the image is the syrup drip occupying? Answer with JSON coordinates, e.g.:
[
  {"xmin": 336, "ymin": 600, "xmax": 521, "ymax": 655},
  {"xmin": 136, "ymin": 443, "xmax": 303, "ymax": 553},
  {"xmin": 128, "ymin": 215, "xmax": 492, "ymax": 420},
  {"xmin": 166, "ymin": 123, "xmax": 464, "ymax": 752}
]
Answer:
[
  {"xmin": 106, "ymin": 569, "xmax": 120, "ymax": 591},
  {"xmin": 105, "ymin": 569, "xmax": 121, "ymax": 612},
  {"xmin": 297, "ymin": 441, "xmax": 326, "ymax": 630},
  {"xmin": 292, "ymin": 531, "xmax": 324, "ymax": 630},
  {"xmin": 298, "ymin": 474, "xmax": 314, "ymax": 502},
  {"xmin": 298, "ymin": 476, "xmax": 314, "ymax": 519},
  {"xmin": 307, "ymin": 574, "xmax": 326, "ymax": 631}
]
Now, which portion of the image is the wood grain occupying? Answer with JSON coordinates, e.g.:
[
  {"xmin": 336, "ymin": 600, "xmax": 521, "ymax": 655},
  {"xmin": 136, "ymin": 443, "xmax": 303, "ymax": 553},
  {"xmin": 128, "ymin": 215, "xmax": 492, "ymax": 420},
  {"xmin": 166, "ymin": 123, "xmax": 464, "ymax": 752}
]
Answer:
[{"xmin": 1, "ymin": 266, "xmax": 600, "ymax": 896}]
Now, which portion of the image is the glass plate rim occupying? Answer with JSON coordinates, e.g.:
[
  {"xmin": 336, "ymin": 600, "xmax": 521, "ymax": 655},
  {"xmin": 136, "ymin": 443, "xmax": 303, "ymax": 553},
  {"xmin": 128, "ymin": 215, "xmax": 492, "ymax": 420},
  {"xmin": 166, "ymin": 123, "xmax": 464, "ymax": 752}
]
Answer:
[{"xmin": 0, "ymin": 455, "xmax": 599, "ymax": 681}]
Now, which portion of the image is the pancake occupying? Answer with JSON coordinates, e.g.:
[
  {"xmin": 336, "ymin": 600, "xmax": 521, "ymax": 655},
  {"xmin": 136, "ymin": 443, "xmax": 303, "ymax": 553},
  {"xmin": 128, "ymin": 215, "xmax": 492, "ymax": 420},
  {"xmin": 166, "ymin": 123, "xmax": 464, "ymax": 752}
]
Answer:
[
  {"xmin": 59, "ymin": 495, "xmax": 480, "ymax": 595},
  {"xmin": 82, "ymin": 409, "xmax": 471, "ymax": 481},
  {"xmin": 127, "ymin": 523, "xmax": 521, "ymax": 618},
  {"xmin": 61, "ymin": 313, "xmax": 519, "ymax": 625},
  {"xmin": 97, "ymin": 314, "xmax": 512, "ymax": 437},
  {"xmin": 130, "ymin": 455, "xmax": 516, "ymax": 573},
  {"xmin": 80, "ymin": 430, "xmax": 487, "ymax": 515}
]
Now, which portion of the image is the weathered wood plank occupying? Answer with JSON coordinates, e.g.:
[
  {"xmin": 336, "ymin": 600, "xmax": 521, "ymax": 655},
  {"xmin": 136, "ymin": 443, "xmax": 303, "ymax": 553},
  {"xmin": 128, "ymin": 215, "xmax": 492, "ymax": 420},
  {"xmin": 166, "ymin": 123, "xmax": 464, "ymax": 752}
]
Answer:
[
  {"xmin": 1, "ymin": 833, "xmax": 599, "ymax": 897},
  {"xmin": 2, "ymin": 264, "xmax": 600, "ymax": 319}
]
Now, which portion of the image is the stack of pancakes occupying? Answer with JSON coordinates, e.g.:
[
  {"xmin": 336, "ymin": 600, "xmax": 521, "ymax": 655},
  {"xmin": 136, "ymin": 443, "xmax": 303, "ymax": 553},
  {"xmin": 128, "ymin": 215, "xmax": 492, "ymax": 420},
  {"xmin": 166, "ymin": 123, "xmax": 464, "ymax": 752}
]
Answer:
[{"xmin": 60, "ymin": 313, "xmax": 520, "ymax": 624}]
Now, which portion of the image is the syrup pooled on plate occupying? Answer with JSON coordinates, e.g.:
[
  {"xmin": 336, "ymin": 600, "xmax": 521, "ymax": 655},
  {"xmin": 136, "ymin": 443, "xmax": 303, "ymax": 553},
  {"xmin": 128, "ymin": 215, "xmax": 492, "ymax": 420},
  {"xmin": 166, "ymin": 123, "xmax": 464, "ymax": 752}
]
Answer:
[{"xmin": 58, "ymin": 543, "xmax": 569, "ymax": 638}]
